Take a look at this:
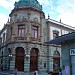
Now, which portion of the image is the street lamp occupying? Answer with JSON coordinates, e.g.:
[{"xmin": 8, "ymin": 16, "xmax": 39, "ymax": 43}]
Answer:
[
  {"xmin": 8, "ymin": 54, "xmax": 12, "ymax": 70},
  {"xmin": 1, "ymin": 51, "xmax": 3, "ymax": 71},
  {"xmin": 26, "ymin": 54, "xmax": 30, "ymax": 60}
]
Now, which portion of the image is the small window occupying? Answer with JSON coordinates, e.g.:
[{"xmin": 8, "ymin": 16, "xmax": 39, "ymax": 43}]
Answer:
[
  {"xmin": 8, "ymin": 48, "xmax": 11, "ymax": 54},
  {"xmin": 10, "ymin": 27, "xmax": 12, "ymax": 36},
  {"xmin": 3, "ymin": 33, "xmax": 5, "ymax": 43},
  {"xmin": 53, "ymin": 30, "xmax": 59, "ymax": 39},
  {"xmin": 44, "ymin": 63, "xmax": 46, "ymax": 68},
  {"xmin": 2, "ymin": 51, "xmax": 3, "ymax": 56}
]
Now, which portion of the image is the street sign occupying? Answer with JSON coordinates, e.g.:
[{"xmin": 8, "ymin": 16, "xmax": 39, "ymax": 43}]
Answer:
[{"xmin": 70, "ymin": 49, "xmax": 75, "ymax": 55}]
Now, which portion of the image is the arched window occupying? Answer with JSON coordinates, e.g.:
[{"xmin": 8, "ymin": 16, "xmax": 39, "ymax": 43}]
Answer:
[
  {"xmin": 18, "ymin": 25, "xmax": 25, "ymax": 37},
  {"xmin": 8, "ymin": 48, "xmax": 11, "ymax": 54},
  {"xmin": 53, "ymin": 51, "xmax": 60, "ymax": 71},
  {"xmin": 31, "ymin": 26, "xmax": 38, "ymax": 39}
]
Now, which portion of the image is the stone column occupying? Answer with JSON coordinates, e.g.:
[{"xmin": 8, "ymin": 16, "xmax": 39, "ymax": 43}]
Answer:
[
  {"xmin": 27, "ymin": 11, "xmax": 31, "ymax": 41},
  {"xmin": 47, "ymin": 22, "xmax": 50, "ymax": 40},
  {"xmin": 13, "ymin": 14, "xmax": 17, "ymax": 35},
  {"xmin": 12, "ymin": 14, "xmax": 17, "ymax": 41}
]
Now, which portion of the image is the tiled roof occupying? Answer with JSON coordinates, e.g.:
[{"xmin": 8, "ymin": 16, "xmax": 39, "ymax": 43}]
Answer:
[{"xmin": 46, "ymin": 32, "xmax": 75, "ymax": 45}]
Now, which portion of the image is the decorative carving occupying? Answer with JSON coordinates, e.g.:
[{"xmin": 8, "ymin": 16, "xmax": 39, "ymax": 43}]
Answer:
[
  {"xmin": 17, "ymin": 19, "xmax": 20, "ymax": 22},
  {"xmin": 33, "ymin": 17, "xmax": 38, "ymax": 22},
  {"xmin": 22, "ymin": 16, "xmax": 27, "ymax": 21},
  {"xmin": 16, "ymin": 17, "xmax": 27, "ymax": 23},
  {"xmin": 30, "ymin": 17, "xmax": 40, "ymax": 26},
  {"xmin": 27, "ymin": 9, "xmax": 31, "ymax": 15},
  {"xmin": 31, "ymin": 22, "xmax": 37, "ymax": 26}
]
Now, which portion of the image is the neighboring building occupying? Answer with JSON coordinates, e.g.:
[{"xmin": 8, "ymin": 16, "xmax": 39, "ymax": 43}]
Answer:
[
  {"xmin": 47, "ymin": 32, "xmax": 75, "ymax": 75},
  {"xmin": 0, "ymin": 0, "xmax": 75, "ymax": 72}
]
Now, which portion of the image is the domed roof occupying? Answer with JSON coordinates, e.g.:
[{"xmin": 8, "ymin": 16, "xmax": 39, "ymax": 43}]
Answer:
[{"xmin": 14, "ymin": 0, "xmax": 42, "ymax": 9}]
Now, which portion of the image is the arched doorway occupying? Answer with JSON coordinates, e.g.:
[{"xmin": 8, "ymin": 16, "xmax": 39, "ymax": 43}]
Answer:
[
  {"xmin": 30, "ymin": 48, "xmax": 38, "ymax": 72},
  {"xmin": 15, "ymin": 47, "xmax": 25, "ymax": 71},
  {"xmin": 53, "ymin": 51, "xmax": 60, "ymax": 71}
]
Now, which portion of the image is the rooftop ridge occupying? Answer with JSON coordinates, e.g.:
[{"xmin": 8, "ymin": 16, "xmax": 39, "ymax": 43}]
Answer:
[{"xmin": 47, "ymin": 19, "xmax": 75, "ymax": 30}]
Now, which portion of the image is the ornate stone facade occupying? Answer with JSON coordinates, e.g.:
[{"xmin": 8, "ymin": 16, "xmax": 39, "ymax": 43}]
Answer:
[{"xmin": 0, "ymin": 0, "xmax": 75, "ymax": 73}]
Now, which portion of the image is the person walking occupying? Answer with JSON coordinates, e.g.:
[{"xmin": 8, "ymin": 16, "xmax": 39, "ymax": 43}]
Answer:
[
  {"xmin": 14, "ymin": 68, "xmax": 17, "ymax": 75},
  {"xmin": 59, "ymin": 69, "xmax": 62, "ymax": 75}
]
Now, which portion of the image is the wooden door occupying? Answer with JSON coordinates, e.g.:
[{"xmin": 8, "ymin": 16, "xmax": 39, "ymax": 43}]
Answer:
[
  {"xmin": 15, "ymin": 47, "xmax": 24, "ymax": 71},
  {"xmin": 30, "ymin": 48, "xmax": 38, "ymax": 72}
]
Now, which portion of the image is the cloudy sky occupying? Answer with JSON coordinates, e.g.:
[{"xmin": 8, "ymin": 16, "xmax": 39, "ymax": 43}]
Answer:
[{"xmin": 0, "ymin": 0, "xmax": 75, "ymax": 30}]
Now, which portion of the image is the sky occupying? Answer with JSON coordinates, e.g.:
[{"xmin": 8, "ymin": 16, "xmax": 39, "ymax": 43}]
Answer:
[{"xmin": 0, "ymin": 0, "xmax": 75, "ymax": 30}]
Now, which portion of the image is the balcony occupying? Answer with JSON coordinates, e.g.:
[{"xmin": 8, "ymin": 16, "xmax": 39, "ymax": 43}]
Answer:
[
  {"xmin": 30, "ymin": 37, "xmax": 41, "ymax": 42},
  {"xmin": 14, "ymin": 37, "xmax": 27, "ymax": 42}
]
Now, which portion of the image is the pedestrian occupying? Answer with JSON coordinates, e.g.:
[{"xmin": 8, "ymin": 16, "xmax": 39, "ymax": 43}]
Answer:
[
  {"xmin": 62, "ymin": 66, "xmax": 66, "ymax": 75},
  {"xmin": 59, "ymin": 69, "xmax": 62, "ymax": 75},
  {"xmin": 1, "ymin": 65, "xmax": 3, "ymax": 71},
  {"xmin": 14, "ymin": 68, "xmax": 17, "ymax": 75}
]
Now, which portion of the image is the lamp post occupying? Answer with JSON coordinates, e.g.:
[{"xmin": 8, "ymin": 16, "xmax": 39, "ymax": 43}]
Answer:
[
  {"xmin": 8, "ymin": 54, "xmax": 12, "ymax": 70},
  {"xmin": 26, "ymin": 54, "xmax": 30, "ymax": 60},
  {"xmin": 1, "ymin": 58, "xmax": 3, "ymax": 71},
  {"xmin": 1, "ymin": 51, "xmax": 3, "ymax": 71}
]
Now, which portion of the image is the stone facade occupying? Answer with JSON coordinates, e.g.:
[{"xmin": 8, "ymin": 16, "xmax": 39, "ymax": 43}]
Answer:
[{"xmin": 0, "ymin": 0, "xmax": 75, "ymax": 73}]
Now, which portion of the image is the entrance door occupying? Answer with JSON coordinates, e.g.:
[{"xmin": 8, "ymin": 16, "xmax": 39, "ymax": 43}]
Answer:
[
  {"xmin": 71, "ymin": 56, "xmax": 75, "ymax": 75},
  {"xmin": 15, "ymin": 47, "xmax": 25, "ymax": 71},
  {"xmin": 30, "ymin": 48, "xmax": 38, "ymax": 72},
  {"xmin": 53, "ymin": 51, "xmax": 60, "ymax": 71}
]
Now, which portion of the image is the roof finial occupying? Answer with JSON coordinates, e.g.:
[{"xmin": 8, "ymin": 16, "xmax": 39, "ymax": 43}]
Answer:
[
  {"xmin": 7, "ymin": 18, "xmax": 9, "ymax": 23},
  {"xmin": 48, "ymin": 14, "xmax": 50, "ymax": 19},
  {"xmin": 60, "ymin": 18, "xmax": 61, "ymax": 23}
]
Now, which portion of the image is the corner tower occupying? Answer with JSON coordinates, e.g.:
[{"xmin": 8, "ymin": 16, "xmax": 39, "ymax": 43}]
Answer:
[{"xmin": 9, "ymin": 0, "xmax": 45, "ymax": 42}]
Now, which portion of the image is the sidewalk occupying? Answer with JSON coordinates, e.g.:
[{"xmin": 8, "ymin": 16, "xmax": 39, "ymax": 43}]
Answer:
[{"xmin": 0, "ymin": 71, "xmax": 50, "ymax": 75}]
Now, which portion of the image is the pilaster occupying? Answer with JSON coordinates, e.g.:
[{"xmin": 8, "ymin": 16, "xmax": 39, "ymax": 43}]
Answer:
[
  {"xmin": 27, "ymin": 11, "xmax": 31, "ymax": 41},
  {"xmin": 12, "ymin": 14, "xmax": 17, "ymax": 42},
  {"xmin": 40, "ymin": 13, "xmax": 43, "ymax": 41}
]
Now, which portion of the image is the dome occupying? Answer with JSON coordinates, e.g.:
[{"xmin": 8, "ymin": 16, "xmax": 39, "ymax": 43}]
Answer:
[{"xmin": 14, "ymin": 0, "xmax": 42, "ymax": 9}]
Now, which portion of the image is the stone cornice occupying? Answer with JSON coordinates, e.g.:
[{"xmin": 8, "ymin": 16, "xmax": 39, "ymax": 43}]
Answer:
[{"xmin": 9, "ymin": 7, "xmax": 44, "ymax": 17}]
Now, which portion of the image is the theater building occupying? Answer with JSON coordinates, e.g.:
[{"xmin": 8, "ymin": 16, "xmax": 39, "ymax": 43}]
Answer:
[{"xmin": 0, "ymin": 0, "xmax": 75, "ymax": 72}]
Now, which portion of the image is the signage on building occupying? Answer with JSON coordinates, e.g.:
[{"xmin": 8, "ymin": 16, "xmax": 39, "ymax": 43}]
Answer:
[{"xmin": 70, "ymin": 49, "xmax": 75, "ymax": 55}]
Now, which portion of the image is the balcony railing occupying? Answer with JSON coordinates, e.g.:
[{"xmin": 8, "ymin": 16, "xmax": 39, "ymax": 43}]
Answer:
[
  {"xmin": 14, "ymin": 37, "xmax": 27, "ymax": 42},
  {"xmin": 30, "ymin": 37, "xmax": 41, "ymax": 42}
]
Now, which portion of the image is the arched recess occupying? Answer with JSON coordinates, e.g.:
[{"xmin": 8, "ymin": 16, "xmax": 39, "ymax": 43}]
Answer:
[
  {"xmin": 30, "ymin": 48, "xmax": 39, "ymax": 72},
  {"xmin": 53, "ymin": 51, "xmax": 60, "ymax": 71},
  {"xmin": 15, "ymin": 47, "xmax": 25, "ymax": 71}
]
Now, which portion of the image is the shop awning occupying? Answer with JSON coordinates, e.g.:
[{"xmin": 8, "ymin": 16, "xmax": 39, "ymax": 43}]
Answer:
[{"xmin": 46, "ymin": 32, "xmax": 75, "ymax": 45}]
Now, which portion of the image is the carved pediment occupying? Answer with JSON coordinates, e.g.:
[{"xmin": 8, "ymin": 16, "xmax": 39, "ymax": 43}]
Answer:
[
  {"xmin": 31, "ymin": 17, "xmax": 40, "ymax": 26},
  {"xmin": 22, "ymin": 16, "xmax": 27, "ymax": 21},
  {"xmin": 33, "ymin": 17, "xmax": 38, "ymax": 22},
  {"xmin": 16, "ymin": 16, "xmax": 27, "ymax": 23}
]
